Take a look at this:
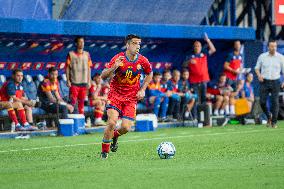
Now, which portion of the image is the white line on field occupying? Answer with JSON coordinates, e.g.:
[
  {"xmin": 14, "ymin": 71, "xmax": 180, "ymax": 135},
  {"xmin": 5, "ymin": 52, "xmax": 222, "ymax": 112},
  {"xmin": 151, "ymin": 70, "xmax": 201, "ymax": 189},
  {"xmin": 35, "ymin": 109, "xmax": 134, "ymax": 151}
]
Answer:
[{"xmin": 0, "ymin": 129, "xmax": 280, "ymax": 153}]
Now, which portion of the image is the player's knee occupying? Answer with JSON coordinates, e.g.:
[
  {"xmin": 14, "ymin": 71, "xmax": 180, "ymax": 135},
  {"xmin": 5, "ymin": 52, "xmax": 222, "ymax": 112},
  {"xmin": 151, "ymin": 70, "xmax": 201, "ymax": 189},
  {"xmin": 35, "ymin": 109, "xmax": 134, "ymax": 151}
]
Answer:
[
  {"xmin": 24, "ymin": 105, "xmax": 32, "ymax": 110},
  {"xmin": 14, "ymin": 101, "xmax": 23, "ymax": 108},
  {"xmin": 108, "ymin": 119, "xmax": 117, "ymax": 128},
  {"xmin": 223, "ymin": 96, "xmax": 229, "ymax": 102},
  {"xmin": 217, "ymin": 95, "xmax": 223, "ymax": 101}
]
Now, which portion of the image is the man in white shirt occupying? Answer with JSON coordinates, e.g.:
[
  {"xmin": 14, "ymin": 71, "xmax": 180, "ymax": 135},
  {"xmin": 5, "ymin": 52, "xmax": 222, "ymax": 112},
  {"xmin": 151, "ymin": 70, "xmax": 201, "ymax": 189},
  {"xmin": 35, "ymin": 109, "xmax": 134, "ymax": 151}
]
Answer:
[{"xmin": 255, "ymin": 39, "xmax": 284, "ymax": 128}]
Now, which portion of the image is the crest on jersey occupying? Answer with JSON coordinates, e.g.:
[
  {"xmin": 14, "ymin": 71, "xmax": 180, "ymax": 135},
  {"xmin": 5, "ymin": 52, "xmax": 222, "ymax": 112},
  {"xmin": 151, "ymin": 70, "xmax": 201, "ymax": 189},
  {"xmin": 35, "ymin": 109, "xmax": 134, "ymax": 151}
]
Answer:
[
  {"xmin": 190, "ymin": 59, "xmax": 197, "ymax": 64},
  {"xmin": 137, "ymin": 64, "xmax": 142, "ymax": 70}
]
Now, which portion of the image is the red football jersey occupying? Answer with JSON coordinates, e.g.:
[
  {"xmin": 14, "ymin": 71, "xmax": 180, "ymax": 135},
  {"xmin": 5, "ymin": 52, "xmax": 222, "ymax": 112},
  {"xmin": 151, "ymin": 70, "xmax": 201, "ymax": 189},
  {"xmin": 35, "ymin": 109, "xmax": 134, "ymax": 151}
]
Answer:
[
  {"xmin": 105, "ymin": 52, "xmax": 152, "ymax": 102},
  {"xmin": 187, "ymin": 52, "xmax": 210, "ymax": 83},
  {"xmin": 0, "ymin": 81, "xmax": 25, "ymax": 101},
  {"xmin": 224, "ymin": 53, "xmax": 242, "ymax": 80}
]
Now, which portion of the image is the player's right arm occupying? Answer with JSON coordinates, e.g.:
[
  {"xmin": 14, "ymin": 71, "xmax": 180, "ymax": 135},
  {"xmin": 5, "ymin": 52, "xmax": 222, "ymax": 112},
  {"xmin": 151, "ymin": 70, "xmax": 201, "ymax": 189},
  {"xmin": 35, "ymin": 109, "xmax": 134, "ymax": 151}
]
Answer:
[
  {"xmin": 224, "ymin": 54, "xmax": 239, "ymax": 74},
  {"xmin": 101, "ymin": 56, "xmax": 124, "ymax": 79},
  {"xmin": 7, "ymin": 82, "xmax": 34, "ymax": 106}
]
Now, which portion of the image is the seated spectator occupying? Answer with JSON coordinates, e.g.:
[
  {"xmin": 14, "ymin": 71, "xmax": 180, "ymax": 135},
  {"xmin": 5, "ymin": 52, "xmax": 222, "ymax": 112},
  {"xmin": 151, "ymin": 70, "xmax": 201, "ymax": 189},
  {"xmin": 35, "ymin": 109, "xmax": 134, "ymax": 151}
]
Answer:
[
  {"xmin": 229, "ymin": 80, "xmax": 245, "ymax": 115},
  {"xmin": 0, "ymin": 69, "xmax": 37, "ymax": 131},
  {"xmin": 178, "ymin": 69, "xmax": 197, "ymax": 119},
  {"xmin": 38, "ymin": 67, "xmax": 74, "ymax": 118},
  {"xmin": 207, "ymin": 74, "xmax": 232, "ymax": 116},
  {"xmin": 147, "ymin": 72, "xmax": 169, "ymax": 122},
  {"xmin": 161, "ymin": 70, "xmax": 180, "ymax": 121},
  {"xmin": 0, "ymin": 97, "xmax": 30, "ymax": 131},
  {"xmin": 243, "ymin": 73, "xmax": 254, "ymax": 111},
  {"xmin": 89, "ymin": 73, "xmax": 107, "ymax": 126}
]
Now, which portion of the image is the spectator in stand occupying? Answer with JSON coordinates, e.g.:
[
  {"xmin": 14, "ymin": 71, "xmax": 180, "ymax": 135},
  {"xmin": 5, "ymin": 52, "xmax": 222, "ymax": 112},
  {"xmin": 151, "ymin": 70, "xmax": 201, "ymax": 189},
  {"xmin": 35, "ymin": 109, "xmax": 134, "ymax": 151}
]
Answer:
[
  {"xmin": 0, "ymin": 69, "xmax": 37, "ymax": 131},
  {"xmin": 178, "ymin": 69, "xmax": 197, "ymax": 119},
  {"xmin": 224, "ymin": 40, "xmax": 243, "ymax": 90},
  {"xmin": 89, "ymin": 73, "xmax": 107, "ymax": 126},
  {"xmin": 38, "ymin": 67, "xmax": 74, "ymax": 119},
  {"xmin": 147, "ymin": 72, "xmax": 169, "ymax": 122},
  {"xmin": 184, "ymin": 33, "xmax": 216, "ymax": 103},
  {"xmin": 207, "ymin": 74, "xmax": 232, "ymax": 116}
]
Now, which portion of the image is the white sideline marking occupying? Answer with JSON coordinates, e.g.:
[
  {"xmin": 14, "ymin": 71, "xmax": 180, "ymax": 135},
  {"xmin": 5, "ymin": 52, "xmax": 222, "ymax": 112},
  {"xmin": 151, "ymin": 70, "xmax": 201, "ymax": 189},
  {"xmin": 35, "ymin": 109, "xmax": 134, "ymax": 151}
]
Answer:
[{"xmin": 0, "ymin": 129, "xmax": 280, "ymax": 153}]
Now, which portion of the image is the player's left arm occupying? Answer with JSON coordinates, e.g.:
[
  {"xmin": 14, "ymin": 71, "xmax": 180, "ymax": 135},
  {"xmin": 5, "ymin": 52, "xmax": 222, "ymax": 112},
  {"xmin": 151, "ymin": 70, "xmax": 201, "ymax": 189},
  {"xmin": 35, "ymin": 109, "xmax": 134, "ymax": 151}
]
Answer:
[
  {"xmin": 204, "ymin": 33, "xmax": 216, "ymax": 56},
  {"xmin": 87, "ymin": 53, "xmax": 92, "ymax": 89},
  {"xmin": 137, "ymin": 72, "xmax": 153, "ymax": 100}
]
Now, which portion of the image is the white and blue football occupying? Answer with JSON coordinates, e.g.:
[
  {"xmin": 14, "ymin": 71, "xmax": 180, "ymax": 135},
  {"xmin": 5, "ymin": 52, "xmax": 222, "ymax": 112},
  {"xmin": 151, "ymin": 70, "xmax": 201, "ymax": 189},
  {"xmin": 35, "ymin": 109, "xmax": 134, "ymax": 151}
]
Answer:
[{"xmin": 157, "ymin": 142, "xmax": 176, "ymax": 159}]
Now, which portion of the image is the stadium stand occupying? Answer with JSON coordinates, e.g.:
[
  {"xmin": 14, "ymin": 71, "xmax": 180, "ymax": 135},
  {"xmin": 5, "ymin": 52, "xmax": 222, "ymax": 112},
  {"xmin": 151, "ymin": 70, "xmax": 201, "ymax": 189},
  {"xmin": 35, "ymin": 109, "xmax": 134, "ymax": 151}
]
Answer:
[
  {"xmin": 62, "ymin": 0, "xmax": 214, "ymax": 25},
  {"xmin": 0, "ymin": 0, "xmax": 52, "ymax": 19}
]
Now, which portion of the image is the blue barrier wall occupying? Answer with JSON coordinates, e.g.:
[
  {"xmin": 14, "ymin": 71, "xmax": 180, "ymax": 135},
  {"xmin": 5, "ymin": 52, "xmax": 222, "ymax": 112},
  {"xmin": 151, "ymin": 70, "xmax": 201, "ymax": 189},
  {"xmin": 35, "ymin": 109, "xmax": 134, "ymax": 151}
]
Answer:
[{"xmin": 0, "ymin": 18, "xmax": 255, "ymax": 40}]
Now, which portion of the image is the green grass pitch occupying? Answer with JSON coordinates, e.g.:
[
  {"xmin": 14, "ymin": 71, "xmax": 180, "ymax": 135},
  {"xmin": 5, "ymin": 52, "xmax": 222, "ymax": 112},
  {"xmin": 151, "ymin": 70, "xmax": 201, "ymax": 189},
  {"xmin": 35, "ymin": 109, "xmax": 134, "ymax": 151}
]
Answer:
[{"xmin": 0, "ymin": 124, "xmax": 284, "ymax": 189}]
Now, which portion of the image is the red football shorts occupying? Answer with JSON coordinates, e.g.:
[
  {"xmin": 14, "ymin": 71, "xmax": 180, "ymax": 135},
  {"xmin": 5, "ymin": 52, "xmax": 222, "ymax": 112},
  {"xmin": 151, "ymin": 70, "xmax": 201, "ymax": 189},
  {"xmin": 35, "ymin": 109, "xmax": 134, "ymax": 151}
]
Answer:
[{"xmin": 106, "ymin": 93, "xmax": 137, "ymax": 121}]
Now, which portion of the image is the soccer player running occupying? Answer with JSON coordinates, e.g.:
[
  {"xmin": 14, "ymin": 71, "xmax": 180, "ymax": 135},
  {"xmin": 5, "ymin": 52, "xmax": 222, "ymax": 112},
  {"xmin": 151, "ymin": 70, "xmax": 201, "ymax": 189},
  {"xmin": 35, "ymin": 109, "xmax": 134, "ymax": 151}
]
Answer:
[{"xmin": 100, "ymin": 34, "xmax": 153, "ymax": 159}]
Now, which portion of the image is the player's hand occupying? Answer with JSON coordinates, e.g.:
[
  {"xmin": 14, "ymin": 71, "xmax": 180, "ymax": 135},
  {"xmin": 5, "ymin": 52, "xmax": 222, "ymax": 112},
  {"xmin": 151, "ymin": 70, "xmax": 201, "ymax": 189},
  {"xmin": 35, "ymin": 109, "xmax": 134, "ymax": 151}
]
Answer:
[
  {"xmin": 66, "ymin": 104, "xmax": 74, "ymax": 113},
  {"xmin": 27, "ymin": 100, "xmax": 35, "ymax": 107},
  {"xmin": 67, "ymin": 80, "xmax": 71, "ymax": 87},
  {"xmin": 113, "ymin": 56, "xmax": 124, "ymax": 69},
  {"xmin": 234, "ymin": 68, "xmax": 241, "ymax": 74},
  {"xmin": 258, "ymin": 75, "xmax": 264, "ymax": 82},
  {"xmin": 137, "ymin": 89, "xmax": 145, "ymax": 100},
  {"xmin": 281, "ymin": 82, "xmax": 284, "ymax": 89},
  {"xmin": 203, "ymin": 32, "xmax": 210, "ymax": 42}
]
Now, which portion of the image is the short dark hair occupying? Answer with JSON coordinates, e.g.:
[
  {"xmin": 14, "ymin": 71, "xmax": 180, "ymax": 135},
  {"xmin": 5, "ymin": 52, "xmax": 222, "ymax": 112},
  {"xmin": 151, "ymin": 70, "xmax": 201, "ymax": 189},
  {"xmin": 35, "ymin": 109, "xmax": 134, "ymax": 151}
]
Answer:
[
  {"xmin": 74, "ymin": 36, "xmax": 84, "ymax": 44},
  {"xmin": 181, "ymin": 68, "xmax": 189, "ymax": 73},
  {"xmin": 12, "ymin": 68, "xmax": 23, "ymax": 75},
  {"xmin": 268, "ymin": 39, "xmax": 277, "ymax": 46},
  {"xmin": 153, "ymin": 72, "xmax": 161, "ymax": 76},
  {"xmin": 48, "ymin": 67, "xmax": 57, "ymax": 74},
  {"xmin": 125, "ymin": 34, "xmax": 141, "ymax": 44},
  {"xmin": 220, "ymin": 73, "xmax": 226, "ymax": 77},
  {"xmin": 163, "ymin": 69, "xmax": 171, "ymax": 75}
]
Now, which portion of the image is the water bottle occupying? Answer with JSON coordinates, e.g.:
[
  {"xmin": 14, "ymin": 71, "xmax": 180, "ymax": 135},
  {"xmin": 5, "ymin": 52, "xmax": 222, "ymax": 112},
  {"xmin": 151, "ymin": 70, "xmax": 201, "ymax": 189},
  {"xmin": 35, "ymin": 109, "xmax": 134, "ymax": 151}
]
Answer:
[
  {"xmin": 43, "ymin": 120, "xmax": 47, "ymax": 129},
  {"xmin": 11, "ymin": 122, "xmax": 15, "ymax": 133}
]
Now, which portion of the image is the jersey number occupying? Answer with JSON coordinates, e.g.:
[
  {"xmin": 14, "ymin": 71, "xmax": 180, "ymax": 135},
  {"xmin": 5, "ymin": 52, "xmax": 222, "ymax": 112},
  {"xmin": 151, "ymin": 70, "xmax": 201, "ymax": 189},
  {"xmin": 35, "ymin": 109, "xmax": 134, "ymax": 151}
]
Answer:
[{"xmin": 125, "ymin": 70, "xmax": 132, "ymax": 78}]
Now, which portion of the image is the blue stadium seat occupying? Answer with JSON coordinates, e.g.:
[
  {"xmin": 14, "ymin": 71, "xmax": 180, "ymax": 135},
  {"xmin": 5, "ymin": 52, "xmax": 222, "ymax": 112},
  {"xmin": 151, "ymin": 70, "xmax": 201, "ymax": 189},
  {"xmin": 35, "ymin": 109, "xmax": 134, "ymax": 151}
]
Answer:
[
  {"xmin": 0, "ymin": 109, "xmax": 8, "ymax": 116},
  {"xmin": 34, "ymin": 74, "xmax": 45, "ymax": 89},
  {"xmin": 59, "ymin": 74, "xmax": 69, "ymax": 102},
  {"xmin": 0, "ymin": 75, "xmax": 6, "ymax": 88},
  {"xmin": 32, "ymin": 108, "xmax": 46, "ymax": 115},
  {"xmin": 22, "ymin": 75, "xmax": 38, "ymax": 100},
  {"xmin": 21, "ymin": 75, "xmax": 48, "ymax": 115}
]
